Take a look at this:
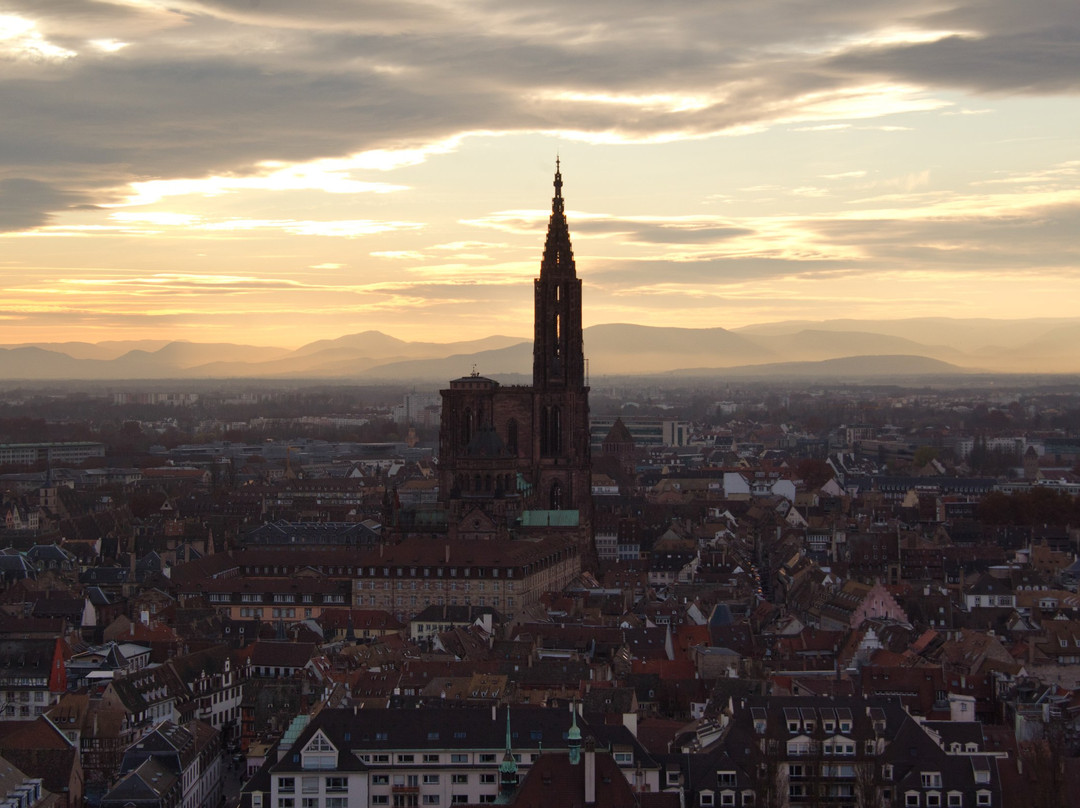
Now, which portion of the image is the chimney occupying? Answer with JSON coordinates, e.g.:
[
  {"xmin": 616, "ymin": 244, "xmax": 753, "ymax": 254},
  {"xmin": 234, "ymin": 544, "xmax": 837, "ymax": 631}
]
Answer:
[{"xmin": 584, "ymin": 737, "xmax": 596, "ymax": 804}]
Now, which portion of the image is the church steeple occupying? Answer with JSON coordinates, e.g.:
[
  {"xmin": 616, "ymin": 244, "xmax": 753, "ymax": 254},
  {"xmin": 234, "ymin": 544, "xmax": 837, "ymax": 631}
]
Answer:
[
  {"xmin": 497, "ymin": 708, "xmax": 519, "ymax": 802},
  {"xmin": 534, "ymin": 160, "xmax": 585, "ymax": 390},
  {"xmin": 567, "ymin": 702, "xmax": 582, "ymax": 765}
]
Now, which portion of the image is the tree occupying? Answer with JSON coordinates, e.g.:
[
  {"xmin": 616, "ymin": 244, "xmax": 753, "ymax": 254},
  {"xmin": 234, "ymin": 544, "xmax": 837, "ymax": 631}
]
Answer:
[
  {"xmin": 912, "ymin": 446, "xmax": 938, "ymax": 467},
  {"xmin": 747, "ymin": 739, "xmax": 789, "ymax": 808}
]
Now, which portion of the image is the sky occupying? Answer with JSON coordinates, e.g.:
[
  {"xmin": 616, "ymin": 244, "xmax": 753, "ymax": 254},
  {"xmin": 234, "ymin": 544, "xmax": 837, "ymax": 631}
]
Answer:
[{"xmin": 1, "ymin": 0, "xmax": 1078, "ymax": 349}]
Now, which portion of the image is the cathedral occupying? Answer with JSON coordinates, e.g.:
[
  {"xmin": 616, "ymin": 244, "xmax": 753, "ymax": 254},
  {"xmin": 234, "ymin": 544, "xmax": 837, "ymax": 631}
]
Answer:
[{"xmin": 436, "ymin": 161, "xmax": 593, "ymax": 542}]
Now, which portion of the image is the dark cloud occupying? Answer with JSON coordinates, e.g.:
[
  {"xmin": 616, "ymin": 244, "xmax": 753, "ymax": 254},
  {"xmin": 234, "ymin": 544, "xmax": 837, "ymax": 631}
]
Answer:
[
  {"xmin": 0, "ymin": 178, "xmax": 92, "ymax": 231},
  {"xmin": 829, "ymin": 29, "xmax": 1080, "ymax": 94},
  {"xmin": 1, "ymin": 0, "xmax": 1077, "ymax": 234}
]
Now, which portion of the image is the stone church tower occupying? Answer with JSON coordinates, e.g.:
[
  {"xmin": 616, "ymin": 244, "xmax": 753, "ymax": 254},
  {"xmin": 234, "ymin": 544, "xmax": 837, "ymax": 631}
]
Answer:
[{"xmin": 437, "ymin": 161, "xmax": 593, "ymax": 540}]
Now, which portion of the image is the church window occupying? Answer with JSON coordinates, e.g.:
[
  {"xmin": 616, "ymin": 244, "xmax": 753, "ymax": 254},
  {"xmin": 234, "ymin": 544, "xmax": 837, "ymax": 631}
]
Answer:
[
  {"xmin": 550, "ymin": 480, "xmax": 563, "ymax": 510},
  {"xmin": 506, "ymin": 420, "xmax": 518, "ymax": 455},
  {"xmin": 462, "ymin": 408, "xmax": 474, "ymax": 447}
]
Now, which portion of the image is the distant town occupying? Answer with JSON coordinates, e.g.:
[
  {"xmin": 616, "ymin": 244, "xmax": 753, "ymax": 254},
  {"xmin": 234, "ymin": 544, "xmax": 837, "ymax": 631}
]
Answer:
[{"xmin": 0, "ymin": 169, "xmax": 1077, "ymax": 808}]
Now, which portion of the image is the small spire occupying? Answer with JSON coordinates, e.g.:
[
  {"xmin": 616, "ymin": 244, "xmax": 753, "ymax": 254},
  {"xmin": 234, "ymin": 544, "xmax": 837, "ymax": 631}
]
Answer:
[
  {"xmin": 553, "ymin": 157, "xmax": 563, "ymax": 212},
  {"xmin": 498, "ymin": 707, "xmax": 519, "ymax": 802},
  {"xmin": 568, "ymin": 701, "xmax": 582, "ymax": 765}
]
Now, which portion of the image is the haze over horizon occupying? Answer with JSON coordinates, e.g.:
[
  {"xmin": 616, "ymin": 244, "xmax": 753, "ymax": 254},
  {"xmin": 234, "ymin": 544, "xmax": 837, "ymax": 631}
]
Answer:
[{"xmin": 2, "ymin": 1, "xmax": 1078, "ymax": 349}]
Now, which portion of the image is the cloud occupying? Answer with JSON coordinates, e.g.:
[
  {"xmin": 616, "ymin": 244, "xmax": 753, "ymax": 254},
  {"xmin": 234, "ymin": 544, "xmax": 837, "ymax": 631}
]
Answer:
[
  {"xmin": 0, "ymin": 178, "xmax": 93, "ymax": 232},
  {"xmin": 3, "ymin": 0, "xmax": 1075, "ymax": 234}
]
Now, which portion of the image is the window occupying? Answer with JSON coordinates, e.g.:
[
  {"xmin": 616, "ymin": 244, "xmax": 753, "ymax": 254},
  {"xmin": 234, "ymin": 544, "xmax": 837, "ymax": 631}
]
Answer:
[
  {"xmin": 948, "ymin": 794, "xmax": 962, "ymax": 807},
  {"xmin": 721, "ymin": 793, "xmax": 736, "ymax": 806},
  {"xmin": 302, "ymin": 800, "xmax": 318, "ymax": 808},
  {"xmin": 372, "ymin": 798, "xmax": 389, "ymax": 806},
  {"xmin": 452, "ymin": 797, "xmax": 468, "ymax": 805},
  {"xmin": 922, "ymin": 774, "xmax": 942, "ymax": 789},
  {"xmin": 308, "ymin": 735, "xmax": 333, "ymax": 752},
  {"xmin": 452, "ymin": 774, "xmax": 468, "ymax": 785},
  {"xmin": 279, "ymin": 801, "xmax": 294, "ymax": 808},
  {"xmin": 325, "ymin": 778, "xmax": 347, "ymax": 793},
  {"xmin": 480, "ymin": 774, "xmax": 496, "ymax": 784},
  {"xmin": 976, "ymin": 792, "xmax": 990, "ymax": 807},
  {"xmin": 397, "ymin": 754, "xmax": 415, "ymax": 763},
  {"xmin": 423, "ymin": 798, "xmax": 440, "ymax": 806},
  {"xmin": 614, "ymin": 752, "xmax": 633, "ymax": 765},
  {"xmin": 906, "ymin": 793, "xmax": 920, "ymax": 807},
  {"xmin": 451, "ymin": 754, "xmax": 468, "ymax": 764},
  {"xmin": 372, "ymin": 775, "xmax": 389, "ymax": 785},
  {"xmin": 302, "ymin": 778, "xmax": 319, "ymax": 794},
  {"xmin": 718, "ymin": 772, "xmax": 736, "ymax": 787},
  {"xmin": 479, "ymin": 754, "xmax": 497, "ymax": 763},
  {"xmin": 928, "ymin": 794, "xmax": 941, "ymax": 808},
  {"xmin": 423, "ymin": 775, "xmax": 440, "ymax": 785},
  {"xmin": 279, "ymin": 778, "xmax": 295, "ymax": 794},
  {"xmin": 326, "ymin": 800, "xmax": 346, "ymax": 808},
  {"xmin": 424, "ymin": 754, "xmax": 440, "ymax": 763},
  {"xmin": 701, "ymin": 794, "xmax": 715, "ymax": 807}
]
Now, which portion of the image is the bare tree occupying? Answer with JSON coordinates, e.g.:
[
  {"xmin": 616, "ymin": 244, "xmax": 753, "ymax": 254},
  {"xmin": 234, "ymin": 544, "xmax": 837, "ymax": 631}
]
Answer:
[{"xmin": 748, "ymin": 739, "xmax": 790, "ymax": 808}]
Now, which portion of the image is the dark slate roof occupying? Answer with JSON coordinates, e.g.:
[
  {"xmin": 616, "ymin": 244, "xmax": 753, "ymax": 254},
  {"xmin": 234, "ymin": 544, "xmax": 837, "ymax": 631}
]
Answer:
[
  {"xmin": 411, "ymin": 604, "xmax": 501, "ymax": 625},
  {"xmin": 246, "ymin": 640, "xmax": 317, "ymax": 669},
  {"xmin": 273, "ymin": 705, "xmax": 644, "ymax": 767},
  {"xmin": 101, "ymin": 757, "xmax": 178, "ymax": 805},
  {"xmin": 0, "ymin": 639, "xmax": 57, "ymax": 680}
]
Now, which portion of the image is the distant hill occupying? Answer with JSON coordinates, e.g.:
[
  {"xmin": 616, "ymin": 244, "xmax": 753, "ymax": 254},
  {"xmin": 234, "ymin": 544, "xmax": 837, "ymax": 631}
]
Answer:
[
  {"xmin": 0, "ymin": 317, "xmax": 1077, "ymax": 380},
  {"xmin": 669, "ymin": 354, "xmax": 968, "ymax": 378}
]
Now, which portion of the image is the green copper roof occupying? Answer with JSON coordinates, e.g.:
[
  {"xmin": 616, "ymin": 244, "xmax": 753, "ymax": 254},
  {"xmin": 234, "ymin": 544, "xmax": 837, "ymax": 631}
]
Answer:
[
  {"xmin": 281, "ymin": 714, "xmax": 310, "ymax": 748},
  {"xmin": 520, "ymin": 509, "xmax": 579, "ymax": 527}
]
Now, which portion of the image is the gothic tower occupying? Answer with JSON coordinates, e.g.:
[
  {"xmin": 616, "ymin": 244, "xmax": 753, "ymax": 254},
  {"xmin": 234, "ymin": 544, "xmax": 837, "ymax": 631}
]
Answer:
[
  {"xmin": 531, "ymin": 159, "xmax": 592, "ymax": 515},
  {"xmin": 436, "ymin": 162, "xmax": 592, "ymax": 539}
]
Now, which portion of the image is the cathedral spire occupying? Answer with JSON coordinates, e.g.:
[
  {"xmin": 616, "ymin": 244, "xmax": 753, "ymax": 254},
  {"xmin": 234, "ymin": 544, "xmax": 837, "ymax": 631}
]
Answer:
[
  {"xmin": 540, "ymin": 158, "xmax": 575, "ymax": 279},
  {"xmin": 534, "ymin": 160, "xmax": 585, "ymax": 390}
]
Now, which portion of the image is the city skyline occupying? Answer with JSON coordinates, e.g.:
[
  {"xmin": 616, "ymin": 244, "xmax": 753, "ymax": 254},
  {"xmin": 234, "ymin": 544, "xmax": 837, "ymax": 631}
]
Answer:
[{"xmin": 1, "ymin": 1, "xmax": 1078, "ymax": 349}]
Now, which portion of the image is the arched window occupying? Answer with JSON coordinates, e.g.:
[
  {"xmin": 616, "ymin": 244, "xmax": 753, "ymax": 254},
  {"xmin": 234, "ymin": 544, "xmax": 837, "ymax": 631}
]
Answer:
[
  {"xmin": 462, "ymin": 408, "xmax": 474, "ymax": 447},
  {"xmin": 549, "ymin": 480, "xmax": 563, "ymax": 510},
  {"xmin": 549, "ymin": 405, "xmax": 562, "ymax": 455},
  {"xmin": 506, "ymin": 419, "xmax": 519, "ymax": 455}
]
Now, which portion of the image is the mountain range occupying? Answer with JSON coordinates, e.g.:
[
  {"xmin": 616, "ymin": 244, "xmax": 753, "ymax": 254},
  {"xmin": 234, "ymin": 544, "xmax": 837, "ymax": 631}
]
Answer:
[{"xmin": 3, "ymin": 317, "xmax": 1079, "ymax": 381}]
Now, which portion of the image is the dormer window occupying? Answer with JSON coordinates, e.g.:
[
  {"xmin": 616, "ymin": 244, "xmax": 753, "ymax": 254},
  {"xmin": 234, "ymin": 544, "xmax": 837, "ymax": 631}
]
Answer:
[{"xmin": 302, "ymin": 732, "xmax": 337, "ymax": 770}]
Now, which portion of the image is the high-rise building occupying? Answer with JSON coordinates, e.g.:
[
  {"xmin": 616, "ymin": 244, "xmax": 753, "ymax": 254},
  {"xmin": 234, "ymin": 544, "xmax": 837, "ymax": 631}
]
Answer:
[{"xmin": 437, "ymin": 161, "xmax": 593, "ymax": 541}]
